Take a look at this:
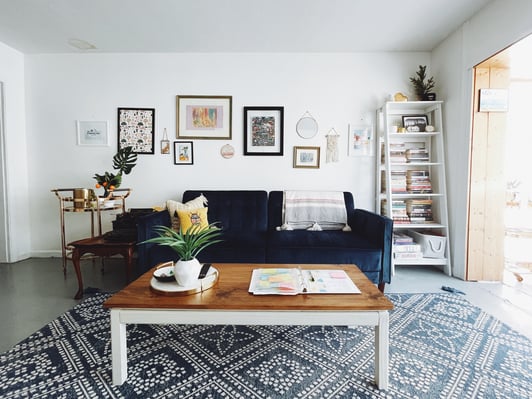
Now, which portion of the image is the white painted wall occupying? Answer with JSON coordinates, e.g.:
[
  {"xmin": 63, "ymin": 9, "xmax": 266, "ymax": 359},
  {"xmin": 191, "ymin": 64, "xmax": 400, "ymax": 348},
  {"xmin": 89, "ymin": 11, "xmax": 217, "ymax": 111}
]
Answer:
[
  {"xmin": 25, "ymin": 52, "xmax": 430, "ymax": 256},
  {"xmin": 0, "ymin": 41, "xmax": 30, "ymax": 262},
  {"xmin": 432, "ymin": 0, "xmax": 532, "ymax": 279}
]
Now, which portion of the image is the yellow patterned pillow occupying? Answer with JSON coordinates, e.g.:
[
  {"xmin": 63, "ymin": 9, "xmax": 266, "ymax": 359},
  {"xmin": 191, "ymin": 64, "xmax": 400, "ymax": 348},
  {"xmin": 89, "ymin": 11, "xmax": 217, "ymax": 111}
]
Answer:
[
  {"xmin": 166, "ymin": 194, "xmax": 208, "ymax": 231},
  {"xmin": 177, "ymin": 207, "xmax": 209, "ymax": 233}
]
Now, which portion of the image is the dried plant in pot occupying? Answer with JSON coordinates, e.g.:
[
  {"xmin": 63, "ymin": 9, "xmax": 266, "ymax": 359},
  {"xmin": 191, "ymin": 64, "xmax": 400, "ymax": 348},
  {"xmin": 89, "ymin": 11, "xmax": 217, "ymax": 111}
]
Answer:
[{"xmin": 141, "ymin": 223, "xmax": 223, "ymax": 286}]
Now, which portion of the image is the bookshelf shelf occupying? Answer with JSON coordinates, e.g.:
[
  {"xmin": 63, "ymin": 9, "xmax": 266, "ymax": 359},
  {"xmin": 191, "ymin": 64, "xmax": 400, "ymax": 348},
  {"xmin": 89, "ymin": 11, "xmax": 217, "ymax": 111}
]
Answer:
[{"xmin": 376, "ymin": 101, "xmax": 451, "ymax": 276}]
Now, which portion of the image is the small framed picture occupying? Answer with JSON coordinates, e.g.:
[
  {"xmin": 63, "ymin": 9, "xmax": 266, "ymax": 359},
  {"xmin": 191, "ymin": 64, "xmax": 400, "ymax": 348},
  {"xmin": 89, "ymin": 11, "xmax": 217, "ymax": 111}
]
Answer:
[
  {"xmin": 118, "ymin": 108, "xmax": 155, "ymax": 153},
  {"xmin": 76, "ymin": 121, "xmax": 109, "ymax": 146},
  {"xmin": 293, "ymin": 146, "xmax": 320, "ymax": 168},
  {"xmin": 478, "ymin": 88, "xmax": 509, "ymax": 112},
  {"xmin": 161, "ymin": 140, "xmax": 170, "ymax": 154},
  {"xmin": 174, "ymin": 141, "xmax": 194, "ymax": 165},
  {"xmin": 176, "ymin": 95, "xmax": 232, "ymax": 139},
  {"xmin": 244, "ymin": 106, "xmax": 284, "ymax": 155},
  {"xmin": 402, "ymin": 115, "xmax": 428, "ymax": 132}
]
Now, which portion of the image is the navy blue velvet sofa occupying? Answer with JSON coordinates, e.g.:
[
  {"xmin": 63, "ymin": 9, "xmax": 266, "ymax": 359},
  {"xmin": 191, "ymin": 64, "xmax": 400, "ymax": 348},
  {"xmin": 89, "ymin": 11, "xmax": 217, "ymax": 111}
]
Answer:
[{"xmin": 137, "ymin": 190, "xmax": 393, "ymax": 290}]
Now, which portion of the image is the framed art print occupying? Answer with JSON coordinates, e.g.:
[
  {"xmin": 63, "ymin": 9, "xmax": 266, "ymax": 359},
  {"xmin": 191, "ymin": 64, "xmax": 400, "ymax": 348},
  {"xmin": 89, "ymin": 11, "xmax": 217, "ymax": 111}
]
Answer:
[
  {"xmin": 478, "ymin": 88, "xmax": 509, "ymax": 112},
  {"xmin": 293, "ymin": 146, "xmax": 320, "ymax": 168},
  {"xmin": 76, "ymin": 121, "xmax": 109, "ymax": 146},
  {"xmin": 244, "ymin": 106, "xmax": 284, "ymax": 155},
  {"xmin": 117, "ymin": 108, "xmax": 155, "ymax": 153},
  {"xmin": 174, "ymin": 141, "xmax": 194, "ymax": 165},
  {"xmin": 348, "ymin": 124, "xmax": 374, "ymax": 156},
  {"xmin": 402, "ymin": 115, "xmax": 428, "ymax": 132},
  {"xmin": 176, "ymin": 95, "xmax": 232, "ymax": 139}
]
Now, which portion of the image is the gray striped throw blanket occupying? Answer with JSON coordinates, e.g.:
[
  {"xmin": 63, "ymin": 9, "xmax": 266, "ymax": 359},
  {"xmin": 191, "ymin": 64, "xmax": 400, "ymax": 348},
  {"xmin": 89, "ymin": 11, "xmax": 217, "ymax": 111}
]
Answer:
[{"xmin": 277, "ymin": 190, "xmax": 351, "ymax": 231}]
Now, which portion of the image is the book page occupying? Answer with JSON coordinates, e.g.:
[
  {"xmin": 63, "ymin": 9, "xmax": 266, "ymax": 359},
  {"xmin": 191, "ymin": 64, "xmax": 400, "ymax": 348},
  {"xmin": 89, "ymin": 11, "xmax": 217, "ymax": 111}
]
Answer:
[
  {"xmin": 249, "ymin": 268, "xmax": 302, "ymax": 295},
  {"xmin": 249, "ymin": 268, "xmax": 360, "ymax": 295},
  {"xmin": 304, "ymin": 269, "xmax": 361, "ymax": 294}
]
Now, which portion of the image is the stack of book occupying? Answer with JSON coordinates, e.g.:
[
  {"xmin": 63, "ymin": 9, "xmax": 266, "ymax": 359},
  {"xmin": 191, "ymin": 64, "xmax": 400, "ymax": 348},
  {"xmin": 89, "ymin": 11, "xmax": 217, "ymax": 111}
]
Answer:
[
  {"xmin": 382, "ymin": 170, "xmax": 407, "ymax": 193},
  {"xmin": 405, "ymin": 148, "xmax": 429, "ymax": 162},
  {"xmin": 382, "ymin": 199, "xmax": 410, "ymax": 224},
  {"xmin": 393, "ymin": 232, "xmax": 422, "ymax": 260},
  {"xmin": 387, "ymin": 142, "xmax": 407, "ymax": 163},
  {"xmin": 406, "ymin": 199, "xmax": 433, "ymax": 223},
  {"xmin": 406, "ymin": 170, "xmax": 432, "ymax": 193}
]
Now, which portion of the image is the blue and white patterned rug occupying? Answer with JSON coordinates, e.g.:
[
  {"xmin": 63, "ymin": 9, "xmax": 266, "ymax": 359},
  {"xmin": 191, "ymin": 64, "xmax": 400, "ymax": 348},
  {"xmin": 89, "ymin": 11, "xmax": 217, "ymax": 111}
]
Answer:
[{"xmin": 1, "ymin": 293, "xmax": 530, "ymax": 398}]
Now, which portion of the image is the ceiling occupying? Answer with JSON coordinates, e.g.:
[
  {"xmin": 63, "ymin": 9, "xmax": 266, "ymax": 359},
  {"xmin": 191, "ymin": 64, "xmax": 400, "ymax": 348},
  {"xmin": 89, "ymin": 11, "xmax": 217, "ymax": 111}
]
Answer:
[{"xmin": 0, "ymin": 0, "xmax": 493, "ymax": 54}]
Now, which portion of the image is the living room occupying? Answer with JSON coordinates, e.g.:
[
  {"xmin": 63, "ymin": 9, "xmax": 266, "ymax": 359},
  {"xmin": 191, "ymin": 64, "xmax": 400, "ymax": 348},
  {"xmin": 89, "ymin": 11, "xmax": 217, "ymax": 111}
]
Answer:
[{"xmin": 1, "ymin": 1, "xmax": 531, "ymax": 397}]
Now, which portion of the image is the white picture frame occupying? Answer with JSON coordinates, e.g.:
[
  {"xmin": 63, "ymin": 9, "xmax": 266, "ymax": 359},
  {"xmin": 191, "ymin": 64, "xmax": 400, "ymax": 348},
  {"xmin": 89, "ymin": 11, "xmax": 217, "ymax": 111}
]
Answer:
[
  {"xmin": 77, "ymin": 121, "xmax": 110, "ymax": 146},
  {"xmin": 348, "ymin": 124, "xmax": 374, "ymax": 157}
]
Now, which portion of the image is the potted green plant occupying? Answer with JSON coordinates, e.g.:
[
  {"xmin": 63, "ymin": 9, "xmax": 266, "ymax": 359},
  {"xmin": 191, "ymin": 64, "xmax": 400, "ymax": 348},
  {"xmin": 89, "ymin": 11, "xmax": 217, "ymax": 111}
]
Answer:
[
  {"xmin": 142, "ymin": 223, "xmax": 223, "ymax": 286},
  {"xmin": 93, "ymin": 146, "xmax": 137, "ymax": 198},
  {"xmin": 410, "ymin": 65, "xmax": 436, "ymax": 101}
]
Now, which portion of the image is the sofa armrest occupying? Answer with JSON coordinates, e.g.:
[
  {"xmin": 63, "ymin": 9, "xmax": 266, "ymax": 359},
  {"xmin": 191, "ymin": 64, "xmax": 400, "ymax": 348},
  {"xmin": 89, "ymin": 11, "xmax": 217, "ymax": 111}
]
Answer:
[
  {"xmin": 136, "ymin": 210, "xmax": 171, "ymax": 268},
  {"xmin": 350, "ymin": 209, "xmax": 393, "ymax": 284}
]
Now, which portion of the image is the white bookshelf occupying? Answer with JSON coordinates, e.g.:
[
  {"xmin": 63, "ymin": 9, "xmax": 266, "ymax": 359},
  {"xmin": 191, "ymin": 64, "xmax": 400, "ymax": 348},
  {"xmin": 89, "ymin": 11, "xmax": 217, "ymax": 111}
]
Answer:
[{"xmin": 376, "ymin": 101, "xmax": 451, "ymax": 275}]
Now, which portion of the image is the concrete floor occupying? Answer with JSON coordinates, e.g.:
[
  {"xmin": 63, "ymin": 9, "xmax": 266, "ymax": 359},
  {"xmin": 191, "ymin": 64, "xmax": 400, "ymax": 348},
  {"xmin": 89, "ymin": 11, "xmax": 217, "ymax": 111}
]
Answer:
[{"xmin": 0, "ymin": 258, "xmax": 531, "ymax": 353}]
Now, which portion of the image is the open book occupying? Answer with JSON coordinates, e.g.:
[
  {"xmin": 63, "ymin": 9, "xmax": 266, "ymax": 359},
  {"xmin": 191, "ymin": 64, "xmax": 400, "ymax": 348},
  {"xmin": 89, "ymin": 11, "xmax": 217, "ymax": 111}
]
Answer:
[{"xmin": 249, "ymin": 268, "xmax": 361, "ymax": 295}]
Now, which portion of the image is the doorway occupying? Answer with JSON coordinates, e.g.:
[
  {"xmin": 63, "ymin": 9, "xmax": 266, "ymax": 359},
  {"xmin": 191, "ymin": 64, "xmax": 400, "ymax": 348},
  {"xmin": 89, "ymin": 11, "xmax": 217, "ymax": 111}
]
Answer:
[{"xmin": 467, "ymin": 35, "xmax": 532, "ymax": 286}]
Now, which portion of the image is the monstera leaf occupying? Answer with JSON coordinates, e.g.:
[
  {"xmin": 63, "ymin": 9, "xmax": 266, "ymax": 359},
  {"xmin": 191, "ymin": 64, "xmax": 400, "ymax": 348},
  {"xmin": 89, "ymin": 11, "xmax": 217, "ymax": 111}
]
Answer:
[{"xmin": 112, "ymin": 146, "xmax": 137, "ymax": 175}]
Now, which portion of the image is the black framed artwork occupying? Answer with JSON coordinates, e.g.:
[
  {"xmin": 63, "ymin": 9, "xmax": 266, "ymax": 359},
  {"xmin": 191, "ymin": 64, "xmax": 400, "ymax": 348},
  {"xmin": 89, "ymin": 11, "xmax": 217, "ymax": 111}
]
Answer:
[
  {"xmin": 244, "ymin": 106, "xmax": 284, "ymax": 155},
  {"xmin": 117, "ymin": 107, "xmax": 155, "ymax": 154}
]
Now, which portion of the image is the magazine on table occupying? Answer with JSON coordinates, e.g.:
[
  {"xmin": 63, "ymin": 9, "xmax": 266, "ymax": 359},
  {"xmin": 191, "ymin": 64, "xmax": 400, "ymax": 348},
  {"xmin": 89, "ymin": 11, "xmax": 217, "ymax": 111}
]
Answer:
[{"xmin": 249, "ymin": 267, "xmax": 361, "ymax": 295}]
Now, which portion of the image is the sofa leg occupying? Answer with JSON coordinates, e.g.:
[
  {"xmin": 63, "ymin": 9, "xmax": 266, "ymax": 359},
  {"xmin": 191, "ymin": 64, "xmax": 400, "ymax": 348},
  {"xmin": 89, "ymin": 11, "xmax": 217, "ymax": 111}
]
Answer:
[{"xmin": 378, "ymin": 282, "xmax": 385, "ymax": 293}]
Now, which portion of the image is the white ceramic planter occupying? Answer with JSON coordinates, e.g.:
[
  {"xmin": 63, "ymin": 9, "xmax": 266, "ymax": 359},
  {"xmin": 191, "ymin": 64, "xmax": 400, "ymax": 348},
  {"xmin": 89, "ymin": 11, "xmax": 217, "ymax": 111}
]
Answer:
[{"xmin": 173, "ymin": 258, "xmax": 201, "ymax": 286}]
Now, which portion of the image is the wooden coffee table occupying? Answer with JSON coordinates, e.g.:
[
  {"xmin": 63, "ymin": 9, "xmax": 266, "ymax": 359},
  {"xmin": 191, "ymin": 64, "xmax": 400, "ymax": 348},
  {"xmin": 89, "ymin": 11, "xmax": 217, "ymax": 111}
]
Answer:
[{"xmin": 104, "ymin": 263, "xmax": 394, "ymax": 389}]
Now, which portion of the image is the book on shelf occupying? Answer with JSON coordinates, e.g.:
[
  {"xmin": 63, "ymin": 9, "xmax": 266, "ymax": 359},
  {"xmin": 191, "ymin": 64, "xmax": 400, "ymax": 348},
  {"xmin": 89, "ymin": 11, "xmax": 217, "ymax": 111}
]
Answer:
[
  {"xmin": 406, "ymin": 170, "xmax": 432, "ymax": 193},
  {"xmin": 248, "ymin": 268, "xmax": 361, "ymax": 295},
  {"xmin": 393, "ymin": 232, "xmax": 414, "ymax": 244},
  {"xmin": 405, "ymin": 148, "xmax": 429, "ymax": 162},
  {"xmin": 393, "ymin": 243, "xmax": 422, "ymax": 253},
  {"xmin": 394, "ymin": 251, "xmax": 423, "ymax": 260}
]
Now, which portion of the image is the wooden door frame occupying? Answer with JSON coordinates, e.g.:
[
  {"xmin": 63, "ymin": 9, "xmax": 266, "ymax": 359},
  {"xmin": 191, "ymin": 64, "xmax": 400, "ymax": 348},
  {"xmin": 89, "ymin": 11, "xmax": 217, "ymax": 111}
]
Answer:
[{"xmin": 466, "ymin": 54, "xmax": 510, "ymax": 281}]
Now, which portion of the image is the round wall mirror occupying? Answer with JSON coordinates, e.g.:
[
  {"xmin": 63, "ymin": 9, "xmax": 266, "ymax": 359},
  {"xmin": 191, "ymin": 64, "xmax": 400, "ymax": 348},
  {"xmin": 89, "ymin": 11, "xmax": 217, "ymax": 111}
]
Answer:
[{"xmin": 296, "ymin": 113, "xmax": 318, "ymax": 139}]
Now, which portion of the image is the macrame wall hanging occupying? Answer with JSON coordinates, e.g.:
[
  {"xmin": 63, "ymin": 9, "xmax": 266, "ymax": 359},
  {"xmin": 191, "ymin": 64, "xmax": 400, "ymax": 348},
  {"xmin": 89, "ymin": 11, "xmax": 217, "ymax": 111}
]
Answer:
[{"xmin": 325, "ymin": 128, "xmax": 340, "ymax": 163}]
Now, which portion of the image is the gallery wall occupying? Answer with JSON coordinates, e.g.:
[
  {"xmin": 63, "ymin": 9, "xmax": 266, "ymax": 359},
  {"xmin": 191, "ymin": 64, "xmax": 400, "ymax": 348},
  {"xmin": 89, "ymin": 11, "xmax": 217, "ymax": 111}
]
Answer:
[{"xmin": 25, "ymin": 52, "xmax": 430, "ymax": 256}]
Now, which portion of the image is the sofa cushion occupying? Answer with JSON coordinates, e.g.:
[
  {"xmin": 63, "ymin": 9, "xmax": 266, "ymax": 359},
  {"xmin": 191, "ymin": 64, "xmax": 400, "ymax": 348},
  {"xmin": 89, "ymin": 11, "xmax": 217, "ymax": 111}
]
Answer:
[
  {"xmin": 183, "ymin": 190, "xmax": 268, "ymax": 232},
  {"xmin": 266, "ymin": 230, "xmax": 382, "ymax": 277},
  {"xmin": 198, "ymin": 231, "xmax": 267, "ymax": 263}
]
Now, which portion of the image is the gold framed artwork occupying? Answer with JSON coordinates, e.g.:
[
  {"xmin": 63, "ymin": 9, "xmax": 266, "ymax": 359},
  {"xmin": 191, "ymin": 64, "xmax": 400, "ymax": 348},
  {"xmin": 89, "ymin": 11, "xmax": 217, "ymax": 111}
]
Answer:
[
  {"xmin": 176, "ymin": 95, "xmax": 232, "ymax": 139},
  {"xmin": 293, "ymin": 146, "xmax": 320, "ymax": 168}
]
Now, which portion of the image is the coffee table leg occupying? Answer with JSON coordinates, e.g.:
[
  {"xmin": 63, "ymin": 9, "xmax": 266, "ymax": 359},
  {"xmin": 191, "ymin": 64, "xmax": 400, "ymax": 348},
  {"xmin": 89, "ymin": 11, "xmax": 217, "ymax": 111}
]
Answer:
[
  {"xmin": 110, "ymin": 309, "xmax": 128, "ymax": 385},
  {"xmin": 374, "ymin": 311, "xmax": 389, "ymax": 389}
]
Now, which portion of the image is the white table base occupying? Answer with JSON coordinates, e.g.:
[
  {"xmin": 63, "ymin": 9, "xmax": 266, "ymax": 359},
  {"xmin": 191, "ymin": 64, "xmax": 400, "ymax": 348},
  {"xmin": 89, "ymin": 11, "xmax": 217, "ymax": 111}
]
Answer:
[{"xmin": 109, "ymin": 308, "xmax": 390, "ymax": 389}]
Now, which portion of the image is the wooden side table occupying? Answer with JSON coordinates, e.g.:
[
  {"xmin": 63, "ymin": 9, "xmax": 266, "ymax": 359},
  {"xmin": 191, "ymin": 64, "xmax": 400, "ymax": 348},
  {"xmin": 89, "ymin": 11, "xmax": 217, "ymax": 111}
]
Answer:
[{"xmin": 68, "ymin": 236, "xmax": 137, "ymax": 299}]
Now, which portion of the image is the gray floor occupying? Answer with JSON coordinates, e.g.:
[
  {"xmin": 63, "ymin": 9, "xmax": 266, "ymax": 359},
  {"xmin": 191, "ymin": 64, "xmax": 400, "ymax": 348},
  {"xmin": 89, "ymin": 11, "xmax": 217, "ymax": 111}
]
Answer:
[{"xmin": 1, "ymin": 257, "xmax": 531, "ymax": 353}]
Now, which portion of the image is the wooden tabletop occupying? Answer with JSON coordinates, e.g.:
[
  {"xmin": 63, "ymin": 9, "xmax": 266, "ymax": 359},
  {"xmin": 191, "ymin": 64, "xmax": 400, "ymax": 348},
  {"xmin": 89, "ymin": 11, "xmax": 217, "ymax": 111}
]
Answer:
[
  {"xmin": 104, "ymin": 263, "xmax": 393, "ymax": 312},
  {"xmin": 68, "ymin": 236, "xmax": 137, "ymax": 247}
]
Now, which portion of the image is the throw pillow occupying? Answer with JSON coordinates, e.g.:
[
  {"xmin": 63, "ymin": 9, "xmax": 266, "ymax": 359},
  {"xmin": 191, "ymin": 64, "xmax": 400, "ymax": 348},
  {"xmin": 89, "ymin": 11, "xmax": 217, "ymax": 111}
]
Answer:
[
  {"xmin": 166, "ymin": 194, "xmax": 208, "ymax": 231},
  {"xmin": 177, "ymin": 207, "xmax": 209, "ymax": 233}
]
